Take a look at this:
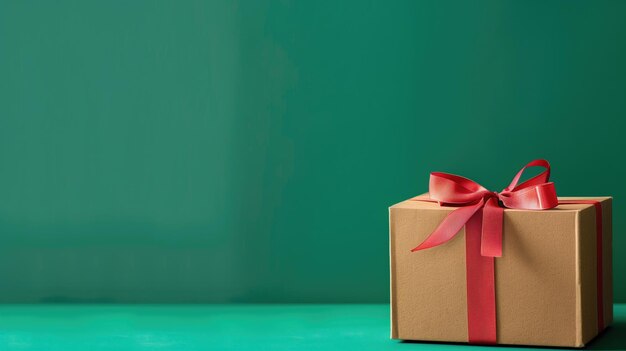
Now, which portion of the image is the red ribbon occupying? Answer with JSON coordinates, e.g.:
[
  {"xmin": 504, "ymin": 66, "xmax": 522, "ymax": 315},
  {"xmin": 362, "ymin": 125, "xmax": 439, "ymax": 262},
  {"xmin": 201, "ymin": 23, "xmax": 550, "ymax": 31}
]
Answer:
[{"xmin": 411, "ymin": 160, "xmax": 604, "ymax": 344}]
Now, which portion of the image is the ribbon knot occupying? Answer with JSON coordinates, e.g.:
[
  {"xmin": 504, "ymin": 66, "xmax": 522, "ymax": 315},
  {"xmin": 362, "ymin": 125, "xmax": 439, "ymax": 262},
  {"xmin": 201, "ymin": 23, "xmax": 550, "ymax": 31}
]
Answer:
[{"xmin": 411, "ymin": 159, "xmax": 558, "ymax": 257}]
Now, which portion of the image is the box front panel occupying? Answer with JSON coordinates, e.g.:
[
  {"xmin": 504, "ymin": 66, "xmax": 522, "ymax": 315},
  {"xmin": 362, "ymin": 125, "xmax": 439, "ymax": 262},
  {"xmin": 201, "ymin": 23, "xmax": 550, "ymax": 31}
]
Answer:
[{"xmin": 391, "ymin": 201, "xmax": 581, "ymax": 347}]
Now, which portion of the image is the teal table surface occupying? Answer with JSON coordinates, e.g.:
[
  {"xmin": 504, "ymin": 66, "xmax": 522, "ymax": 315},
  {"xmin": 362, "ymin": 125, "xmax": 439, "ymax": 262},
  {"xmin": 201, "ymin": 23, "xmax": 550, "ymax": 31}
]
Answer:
[{"xmin": 0, "ymin": 304, "xmax": 624, "ymax": 350}]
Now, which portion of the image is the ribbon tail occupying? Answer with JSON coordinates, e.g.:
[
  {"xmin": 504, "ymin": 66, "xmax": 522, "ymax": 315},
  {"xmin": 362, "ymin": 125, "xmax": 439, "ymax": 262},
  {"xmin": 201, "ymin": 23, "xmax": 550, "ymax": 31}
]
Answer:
[
  {"xmin": 481, "ymin": 198, "xmax": 503, "ymax": 257},
  {"xmin": 411, "ymin": 200, "xmax": 484, "ymax": 252}
]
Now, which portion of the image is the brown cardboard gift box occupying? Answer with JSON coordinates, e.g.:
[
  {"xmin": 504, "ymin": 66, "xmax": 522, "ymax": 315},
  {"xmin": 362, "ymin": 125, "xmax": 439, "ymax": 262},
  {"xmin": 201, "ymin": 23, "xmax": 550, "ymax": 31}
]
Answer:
[{"xmin": 389, "ymin": 195, "xmax": 612, "ymax": 348}]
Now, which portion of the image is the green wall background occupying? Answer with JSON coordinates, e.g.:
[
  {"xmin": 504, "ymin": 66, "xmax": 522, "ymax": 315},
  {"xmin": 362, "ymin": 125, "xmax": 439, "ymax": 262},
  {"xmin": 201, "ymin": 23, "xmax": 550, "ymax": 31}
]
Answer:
[{"xmin": 0, "ymin": 0, "xmax": 624, "ymax": 303}]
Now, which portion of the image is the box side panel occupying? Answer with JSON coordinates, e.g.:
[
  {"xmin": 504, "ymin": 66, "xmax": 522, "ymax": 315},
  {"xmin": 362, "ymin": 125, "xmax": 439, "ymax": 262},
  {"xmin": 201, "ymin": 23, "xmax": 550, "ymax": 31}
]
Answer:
[
  {"xmin": 390, "ymin": 208, "xmax": 398, "ymax": 339},
  {"xmin": 390, "ymin": 207, "xmax": 468, "ymax": 342},
  {"xmin": 496, "ymin": 210, "xmax": 579, "ymax": 347},
  {"xmin": 576, "ymin": 196, "xmax": 613, "ymax": 346},
  {"xmin": 578, "ymin": 206, "xmax": 599, "ymax": 346},
  {"xmin": 602, "ymin": 198, "xmax": 613, "ymax": 327}
]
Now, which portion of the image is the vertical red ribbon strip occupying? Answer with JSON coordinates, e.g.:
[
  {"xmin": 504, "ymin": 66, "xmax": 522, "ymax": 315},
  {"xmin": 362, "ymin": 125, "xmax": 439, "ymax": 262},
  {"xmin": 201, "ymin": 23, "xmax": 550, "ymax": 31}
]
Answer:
[{"xmin": 465, "ymin": 208, "xmax": 497, "ymax": 344}]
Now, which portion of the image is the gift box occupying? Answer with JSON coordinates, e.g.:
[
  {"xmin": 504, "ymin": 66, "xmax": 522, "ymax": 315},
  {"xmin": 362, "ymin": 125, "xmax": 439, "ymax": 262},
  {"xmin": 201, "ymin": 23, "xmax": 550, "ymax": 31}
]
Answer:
[{"xmin": 389, "ymin": 160, "xmax": 612, "ymax": 347}]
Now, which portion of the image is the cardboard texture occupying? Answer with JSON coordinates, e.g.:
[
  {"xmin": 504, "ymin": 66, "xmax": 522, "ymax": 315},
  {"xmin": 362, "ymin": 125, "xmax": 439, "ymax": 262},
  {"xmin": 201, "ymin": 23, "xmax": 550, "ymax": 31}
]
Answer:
[{"xmin": 389, "ymin": 195, "xmax": 612, "ymax": 348}]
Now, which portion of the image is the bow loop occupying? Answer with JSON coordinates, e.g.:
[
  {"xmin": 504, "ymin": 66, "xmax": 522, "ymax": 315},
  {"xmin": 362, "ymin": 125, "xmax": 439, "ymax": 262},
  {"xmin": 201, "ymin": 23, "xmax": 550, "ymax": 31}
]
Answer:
[
  {"xmin": 504, "ymin": 159, "xmax": 551, "ymax": 192},
  {"xmin": 429, "ymin": 172, "xmax": 490, "ymax": 205}
]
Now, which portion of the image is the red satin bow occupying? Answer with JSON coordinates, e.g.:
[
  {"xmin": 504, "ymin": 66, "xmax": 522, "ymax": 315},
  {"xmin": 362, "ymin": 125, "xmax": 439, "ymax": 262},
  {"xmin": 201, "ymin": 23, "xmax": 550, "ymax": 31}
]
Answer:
[{"xmin": 411, "ymin": 159, "xmax": 558, "ymax": 257}]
